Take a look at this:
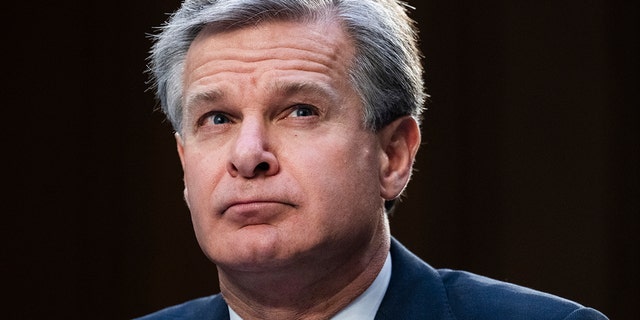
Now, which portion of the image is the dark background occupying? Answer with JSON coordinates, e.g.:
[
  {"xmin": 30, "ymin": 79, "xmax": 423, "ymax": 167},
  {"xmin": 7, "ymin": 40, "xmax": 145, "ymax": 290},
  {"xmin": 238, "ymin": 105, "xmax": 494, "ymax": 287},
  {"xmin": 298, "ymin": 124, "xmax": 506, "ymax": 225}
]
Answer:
[{"xmin": 4, "ymin": 1, "xmax": 637, "ymax": 319}]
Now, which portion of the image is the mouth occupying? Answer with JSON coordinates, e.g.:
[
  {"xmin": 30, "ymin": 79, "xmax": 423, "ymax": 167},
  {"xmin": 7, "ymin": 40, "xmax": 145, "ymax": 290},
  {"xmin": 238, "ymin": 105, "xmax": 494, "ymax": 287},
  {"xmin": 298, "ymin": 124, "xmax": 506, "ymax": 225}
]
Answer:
[
  {"xmin": 221, "ymin": 200, "xmax": 296, "ymax": 217},
  {"xmin": 224, "ymin": 200, "xmax": 277, "ymax": 212}
]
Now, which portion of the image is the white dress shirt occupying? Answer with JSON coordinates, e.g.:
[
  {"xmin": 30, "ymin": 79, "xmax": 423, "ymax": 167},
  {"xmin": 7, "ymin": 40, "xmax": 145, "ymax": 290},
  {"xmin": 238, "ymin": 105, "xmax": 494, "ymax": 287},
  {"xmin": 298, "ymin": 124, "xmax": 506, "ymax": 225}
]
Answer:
[{"xmin": 229, "ymin": 253, "xmax": 392, "ymax": 320}]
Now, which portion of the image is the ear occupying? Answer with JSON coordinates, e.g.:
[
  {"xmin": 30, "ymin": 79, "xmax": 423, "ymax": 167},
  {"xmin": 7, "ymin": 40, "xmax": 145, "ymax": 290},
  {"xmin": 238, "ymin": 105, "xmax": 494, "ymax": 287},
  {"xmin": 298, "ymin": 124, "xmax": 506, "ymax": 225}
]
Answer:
[
  {"xmin": 175, "ymin": 132, "xmax": 190, "ymax": 208},
  {"xmin": 175, "ymin": 132, "xmax": 186, "ymax": 169},
  {"xmin": 378, "ymin": 116, "xmax": 421, "ymax": 201}
]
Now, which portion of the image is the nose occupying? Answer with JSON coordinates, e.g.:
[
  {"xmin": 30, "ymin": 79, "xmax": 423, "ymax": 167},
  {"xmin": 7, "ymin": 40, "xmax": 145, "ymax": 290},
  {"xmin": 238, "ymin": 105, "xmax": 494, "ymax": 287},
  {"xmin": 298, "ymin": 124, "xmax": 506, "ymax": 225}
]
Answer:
[{"xmin": 227, "ymin": 119, "xmax": 279, "ymax": 178}]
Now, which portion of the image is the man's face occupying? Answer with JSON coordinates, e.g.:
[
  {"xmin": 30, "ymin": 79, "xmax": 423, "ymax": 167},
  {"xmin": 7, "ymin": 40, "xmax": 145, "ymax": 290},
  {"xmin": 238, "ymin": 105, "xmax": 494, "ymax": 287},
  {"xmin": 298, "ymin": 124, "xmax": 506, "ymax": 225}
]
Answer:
[{"xmin": 178, "ymin": 19, "xmax": 388, "ymax": 272}]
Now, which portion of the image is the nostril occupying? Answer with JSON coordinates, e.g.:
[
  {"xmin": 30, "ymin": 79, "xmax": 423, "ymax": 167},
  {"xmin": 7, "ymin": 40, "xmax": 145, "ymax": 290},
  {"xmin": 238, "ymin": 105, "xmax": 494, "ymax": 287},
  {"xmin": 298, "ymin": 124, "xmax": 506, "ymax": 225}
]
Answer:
[{"xmin": 256, "ymin": 162, "xmax": 270, "ymax": 172}]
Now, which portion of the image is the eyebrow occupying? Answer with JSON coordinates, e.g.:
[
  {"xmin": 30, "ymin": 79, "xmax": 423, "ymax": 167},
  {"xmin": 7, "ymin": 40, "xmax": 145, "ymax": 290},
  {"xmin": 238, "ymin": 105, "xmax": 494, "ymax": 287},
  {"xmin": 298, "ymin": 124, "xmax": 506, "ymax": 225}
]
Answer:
[
  {"xmin": 184, "ymin": 88, "xmax": 225, "ymax": 111},
  {"xmin": 183, "ymin": 80, "xmax": 340, "ymax": 112},
  {"xmin": 270, "ymin": 80, "xmax": 340, "ymax": 105}
]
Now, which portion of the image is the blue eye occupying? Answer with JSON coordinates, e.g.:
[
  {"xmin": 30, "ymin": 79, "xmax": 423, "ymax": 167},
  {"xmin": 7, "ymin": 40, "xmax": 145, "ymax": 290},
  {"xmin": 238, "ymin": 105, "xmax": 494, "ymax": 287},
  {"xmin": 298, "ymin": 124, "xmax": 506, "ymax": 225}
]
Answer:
[
  {"xmin": 208, "ymin": 113, "xmax": 230, "ymax": 125},
  {"xmin": 289, "ymin": 105, "xmax": 316, "ymax": 117}
]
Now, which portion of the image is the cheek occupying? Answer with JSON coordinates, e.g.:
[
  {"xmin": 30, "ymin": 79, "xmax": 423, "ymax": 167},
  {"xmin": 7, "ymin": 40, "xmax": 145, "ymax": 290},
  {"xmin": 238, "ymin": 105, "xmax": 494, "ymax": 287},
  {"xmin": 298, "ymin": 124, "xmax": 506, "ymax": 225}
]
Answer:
[
  {"xmin": 295, "ymin": 136, "xmax": 382, "ymax": 215},
  {"xmin": 182, "ymin": 151, "xmax": 223, "ymax": 215},
  {"xmin": 181, "ymin": 153, "xmax": 227, "ymax": 253}
]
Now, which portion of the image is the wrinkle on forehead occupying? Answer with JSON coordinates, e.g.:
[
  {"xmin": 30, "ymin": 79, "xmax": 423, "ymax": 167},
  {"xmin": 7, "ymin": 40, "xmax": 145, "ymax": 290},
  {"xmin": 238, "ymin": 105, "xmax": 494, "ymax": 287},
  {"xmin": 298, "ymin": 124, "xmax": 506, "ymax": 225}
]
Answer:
[{"xmin": 184, "ymin": 18, "xmax": 355, "ymax": 82}]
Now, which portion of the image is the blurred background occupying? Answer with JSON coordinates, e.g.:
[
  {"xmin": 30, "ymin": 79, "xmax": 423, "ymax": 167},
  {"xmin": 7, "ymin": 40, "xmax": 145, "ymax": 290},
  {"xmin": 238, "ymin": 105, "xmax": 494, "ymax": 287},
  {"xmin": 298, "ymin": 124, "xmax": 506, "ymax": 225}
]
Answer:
[{"xmin": 4, "ymin": 1, "xmax": 637, "ymax": 319}]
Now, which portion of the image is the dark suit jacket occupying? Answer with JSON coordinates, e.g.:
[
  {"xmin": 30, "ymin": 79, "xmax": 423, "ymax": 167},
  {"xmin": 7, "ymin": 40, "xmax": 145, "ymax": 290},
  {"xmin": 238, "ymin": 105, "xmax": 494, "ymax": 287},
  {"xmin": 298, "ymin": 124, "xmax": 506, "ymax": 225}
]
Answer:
[{"xmin": 135, "ymin": 238, "xmax": 608, "ymax": 319}]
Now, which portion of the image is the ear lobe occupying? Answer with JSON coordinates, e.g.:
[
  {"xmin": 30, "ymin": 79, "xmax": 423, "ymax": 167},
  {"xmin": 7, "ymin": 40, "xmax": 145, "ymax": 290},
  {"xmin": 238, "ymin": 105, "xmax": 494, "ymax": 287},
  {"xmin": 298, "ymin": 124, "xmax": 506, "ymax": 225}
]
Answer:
[{"xmin": 378, "ymin": 116, "xmax": 421, "ymax": 201}]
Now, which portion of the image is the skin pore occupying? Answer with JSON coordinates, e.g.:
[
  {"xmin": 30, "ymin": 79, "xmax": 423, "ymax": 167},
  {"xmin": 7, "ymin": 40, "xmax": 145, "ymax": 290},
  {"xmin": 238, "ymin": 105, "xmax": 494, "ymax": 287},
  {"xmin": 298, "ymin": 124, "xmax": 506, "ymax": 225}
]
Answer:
[{"xmin": 176, "ymin": 16, "xmax": 420, "ymax": 319}]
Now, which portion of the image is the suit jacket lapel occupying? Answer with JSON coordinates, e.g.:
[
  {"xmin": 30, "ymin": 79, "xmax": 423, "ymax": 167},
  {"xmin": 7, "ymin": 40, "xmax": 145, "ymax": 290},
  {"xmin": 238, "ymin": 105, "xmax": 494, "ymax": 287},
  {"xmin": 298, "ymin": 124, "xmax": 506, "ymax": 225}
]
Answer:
[
  {"xmin": 206, "ymin": 294, "xmax": 230, "ymax": 320},
  {"xmin": 374, "ymin": 238, "xmax": 455, "ymax": 320}
]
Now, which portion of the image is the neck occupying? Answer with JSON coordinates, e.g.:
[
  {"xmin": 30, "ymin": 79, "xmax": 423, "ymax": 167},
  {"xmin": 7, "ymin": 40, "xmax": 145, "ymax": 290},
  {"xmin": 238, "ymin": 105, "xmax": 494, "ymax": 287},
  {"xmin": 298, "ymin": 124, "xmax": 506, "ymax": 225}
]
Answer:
[{"xmin": 218, "ymin": 220, "xmax": 391, "ymax": 319}]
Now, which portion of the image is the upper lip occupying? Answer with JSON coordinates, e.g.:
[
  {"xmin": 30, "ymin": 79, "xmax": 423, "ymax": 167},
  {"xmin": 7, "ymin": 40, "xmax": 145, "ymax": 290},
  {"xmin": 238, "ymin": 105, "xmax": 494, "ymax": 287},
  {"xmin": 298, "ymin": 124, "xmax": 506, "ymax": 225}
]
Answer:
[{"xmin": 220, "ymin": 198, "xmax": 294, "ymax": 215}]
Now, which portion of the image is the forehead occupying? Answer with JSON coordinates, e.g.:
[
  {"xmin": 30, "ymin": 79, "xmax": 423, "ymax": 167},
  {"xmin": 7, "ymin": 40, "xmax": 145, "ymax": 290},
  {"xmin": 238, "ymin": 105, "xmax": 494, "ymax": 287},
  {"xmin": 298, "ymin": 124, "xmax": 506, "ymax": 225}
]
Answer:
[
  {"xmin": 183, "ymin": 17, "xmax": 355, "ymax": 83},
  {"xmin": 182, "ymin": 18, "xmax": 359, "ymax": 110}
]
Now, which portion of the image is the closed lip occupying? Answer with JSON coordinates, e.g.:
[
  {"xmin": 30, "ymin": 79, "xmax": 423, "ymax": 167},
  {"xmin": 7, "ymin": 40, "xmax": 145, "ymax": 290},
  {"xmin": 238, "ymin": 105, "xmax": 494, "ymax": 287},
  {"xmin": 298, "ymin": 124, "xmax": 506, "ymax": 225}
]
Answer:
[{"xmin": 221, "ymin": 199, "xmax": 295, "ymax": 215}]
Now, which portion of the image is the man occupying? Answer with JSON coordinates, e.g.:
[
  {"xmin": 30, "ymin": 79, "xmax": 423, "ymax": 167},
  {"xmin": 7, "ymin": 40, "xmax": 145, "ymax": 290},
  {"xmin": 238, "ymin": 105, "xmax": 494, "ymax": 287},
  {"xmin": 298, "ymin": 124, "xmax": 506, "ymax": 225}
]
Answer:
[{"xmin": 137, "ymin": 0, "xmax": 608, "ymax": 319}]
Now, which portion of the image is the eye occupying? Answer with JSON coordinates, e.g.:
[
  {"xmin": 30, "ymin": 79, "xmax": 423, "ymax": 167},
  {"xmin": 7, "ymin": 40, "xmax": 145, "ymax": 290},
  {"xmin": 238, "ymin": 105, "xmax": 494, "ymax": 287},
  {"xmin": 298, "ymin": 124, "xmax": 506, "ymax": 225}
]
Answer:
[
  {"xmin": 211, "ymin": 113, "xmax": 230, "ymax": 124},
  {"xmin": 199, "ymin": 112, "xmax": 231, "ymax": 126},
  {"xmin": 287, "ymin": 105, "xmax": 317, "ymax": 118}
]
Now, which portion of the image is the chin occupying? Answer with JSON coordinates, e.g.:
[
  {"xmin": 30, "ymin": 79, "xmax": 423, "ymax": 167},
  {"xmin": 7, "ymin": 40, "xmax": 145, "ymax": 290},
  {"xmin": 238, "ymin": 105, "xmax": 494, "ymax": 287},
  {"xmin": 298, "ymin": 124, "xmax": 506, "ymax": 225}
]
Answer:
[{"xmin": 207, "ymin": 234, "xmax": 289, "ymax": 269}]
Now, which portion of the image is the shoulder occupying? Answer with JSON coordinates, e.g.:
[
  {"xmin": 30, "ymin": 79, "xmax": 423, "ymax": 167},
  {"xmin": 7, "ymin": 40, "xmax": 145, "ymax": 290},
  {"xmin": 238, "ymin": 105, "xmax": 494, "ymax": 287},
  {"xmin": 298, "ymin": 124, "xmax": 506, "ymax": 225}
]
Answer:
[
  {"xmin": 437, "ymin": 268, "xmax": 608, "ymax": 320},
  {"xmin": 133, "ymin": 294, "xmax": 228, "ymax": 320},
  {"xmin": 385, "ymin": 238, "xmax": 608, "ymax": 320}
]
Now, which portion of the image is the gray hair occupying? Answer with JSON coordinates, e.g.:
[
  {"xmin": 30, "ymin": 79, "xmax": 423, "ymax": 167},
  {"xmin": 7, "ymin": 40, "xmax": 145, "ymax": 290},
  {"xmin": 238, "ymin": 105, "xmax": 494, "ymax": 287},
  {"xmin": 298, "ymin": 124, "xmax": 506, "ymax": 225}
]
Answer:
[{"xmin": 147, "ymin": 0, "xmax": 426, "ymax": 134}]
